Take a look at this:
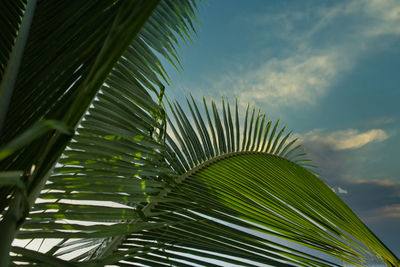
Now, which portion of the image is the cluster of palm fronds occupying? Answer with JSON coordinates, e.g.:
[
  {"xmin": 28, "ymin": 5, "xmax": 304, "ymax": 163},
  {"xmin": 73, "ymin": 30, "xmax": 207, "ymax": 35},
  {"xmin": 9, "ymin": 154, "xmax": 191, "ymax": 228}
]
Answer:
[{"xmin": 0, "ymin": 1, "xmax": 399, "ymax": 266}]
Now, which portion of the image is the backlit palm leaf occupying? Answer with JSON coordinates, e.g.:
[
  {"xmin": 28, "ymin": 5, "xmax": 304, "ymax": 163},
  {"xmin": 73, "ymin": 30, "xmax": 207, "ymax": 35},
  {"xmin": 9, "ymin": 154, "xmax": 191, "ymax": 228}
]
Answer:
[
  {"xmin": 33, "ymin": 97, "xmax": 398, "ymax": 266},
  {"xmin": 2, "ymin": 1, "xmax": 399, "ymax": 267},
  {"xmin": 1, "ymin": 1, "xmax": 165, "ymax": 265},
  {"xmin": 9, "ymin": 0, "xmax": 199, "ymax": 265},
  {"xmin": 106, "ymin": 98, "xmax": 398, "ymax": 266}
]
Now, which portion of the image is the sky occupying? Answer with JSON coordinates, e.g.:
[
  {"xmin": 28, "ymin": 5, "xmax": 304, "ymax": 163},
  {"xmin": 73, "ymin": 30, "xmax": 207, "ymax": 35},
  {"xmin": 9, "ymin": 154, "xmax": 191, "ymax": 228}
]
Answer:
[{"xmin": 164, "ymin": 0, "xmax": 400, "ymax": 260}]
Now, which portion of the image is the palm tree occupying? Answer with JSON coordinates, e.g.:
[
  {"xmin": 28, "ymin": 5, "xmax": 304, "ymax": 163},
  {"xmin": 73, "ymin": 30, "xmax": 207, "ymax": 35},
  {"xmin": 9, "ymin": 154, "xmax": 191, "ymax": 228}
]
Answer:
[{"xmin": 0, "ymin": 1, "xmax": 399, "ymax": 266}]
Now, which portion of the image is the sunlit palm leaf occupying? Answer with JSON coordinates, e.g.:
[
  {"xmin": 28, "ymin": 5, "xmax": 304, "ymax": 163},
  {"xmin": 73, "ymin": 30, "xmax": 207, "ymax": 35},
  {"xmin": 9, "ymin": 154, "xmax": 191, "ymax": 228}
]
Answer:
[
  {"xmin": 165, "ymin": 96, "xmax": 310, "ymax": 173},
  {"xmin": 105, "ymin": 98, "xmax": 399, "ymax": 266},
  {"xmin": 3, "ymin": 1, "xmax": 398, "ymax": 266}
]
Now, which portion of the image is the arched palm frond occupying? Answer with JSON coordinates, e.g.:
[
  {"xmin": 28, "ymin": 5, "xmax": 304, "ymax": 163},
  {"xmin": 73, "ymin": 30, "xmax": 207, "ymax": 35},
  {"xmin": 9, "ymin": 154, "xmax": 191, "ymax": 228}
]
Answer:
[
  {"xmin": 165, "ymin": 96, "xmax": 312, "ymax": 173},
  {"xmin": 6, "ymin": 0, "xmax": 200, "ymax": 266},
  {"xmin": 111, "ymin": 97, "xmax": 397, "ymax": 267},
  {"xmin": 0, "ymin": 1, "xmax": 168, "ymax": 265},
  {"xmin": 0, "ymin": 0, "xmax": 160, "ymax": 183}
]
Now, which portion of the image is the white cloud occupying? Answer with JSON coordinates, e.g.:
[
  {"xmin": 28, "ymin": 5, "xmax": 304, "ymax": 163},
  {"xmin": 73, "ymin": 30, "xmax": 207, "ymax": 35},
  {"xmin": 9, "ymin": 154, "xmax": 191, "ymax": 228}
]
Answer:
[
  {"xmin": 211, "ymin": 0, "xmax": 400, "ymax": 110},
  {"xmin": 361, "ymin": 0, "xmax": 400, "ymax": 36},
  {"xmin": 225, "ymin": 52, "xmax": 343, "ymax": 108},
  {"xmin": 298, "ymin": 128, "xmax": 390, "ymax": 150},
  {"xmin": 337, "ymin": 187, "xmax": 348, "ymax": 194},
  {"xmin": 212, "ymin": 46, "xmax": 351, "ymax": 110},
  {"xmin": 301, "ymin": 0, "xmax": 400, "ymax": 38}
]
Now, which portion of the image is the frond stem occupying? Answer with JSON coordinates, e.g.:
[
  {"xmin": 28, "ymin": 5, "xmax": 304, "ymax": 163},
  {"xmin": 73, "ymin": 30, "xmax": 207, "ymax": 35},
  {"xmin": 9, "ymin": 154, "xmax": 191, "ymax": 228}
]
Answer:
[{"xmin": 0, "ymin": 0, "xmax": 37, "ymax": 135}]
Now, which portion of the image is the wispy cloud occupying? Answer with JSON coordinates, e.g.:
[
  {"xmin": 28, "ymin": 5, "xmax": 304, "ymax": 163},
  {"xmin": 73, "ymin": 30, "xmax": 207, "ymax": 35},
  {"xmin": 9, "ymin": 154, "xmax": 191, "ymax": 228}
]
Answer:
[
  {"xmin": 211, "ymin": 0, "xmax": 400, "ymax": 110},
  {"xmin": 339, "ymin": 179, "xmax": 400, "ymax": 222},
  {"xmin": 298, "ymin": 128, "xmax": 390, "ymax": 151},
  {"xmin": 214, "ymin": 51, "xmax": 345, "ymax": 109},
  {"xmin": 359, "ymin": 0, "xmax": 400, "ymax": 36},
  {"xmin": 367, "ymin": 204, "xmax": 400, "ymax": 221},
  {"xmin": 296, "ymin": 126, "xmax": 400, "ymax": 227}
]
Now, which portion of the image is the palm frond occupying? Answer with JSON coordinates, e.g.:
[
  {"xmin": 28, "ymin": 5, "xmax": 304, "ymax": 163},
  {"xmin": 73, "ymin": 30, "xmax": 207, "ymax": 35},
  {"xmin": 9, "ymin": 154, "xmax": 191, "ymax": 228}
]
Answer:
[
  {"xmin": 3, "ymin": 1, "xmax": 398, "ymax": 267},
  {"xmin": 0, "ymin": 0, "xmax": 36, "ymax": 134},
  {"xmin": 0, "ymin": 0, "xmax": 26, "ymax": 79},
  {"xmin": 0, "ymin": 0, "xmax": 160, "ymax": 215},
  {"xmin": 105, "ymin": 97, "xmax": 398, "ymax": 267},
  {"xmin": 11, "ymin": 246, "xmax": 76, "ymax": 267},
  {"xmin": 11, "ymin": 0, "xmax": 199, "ymax": 265},
  {"xmin": 1, "ymin": 2, "xmax": 166, "ymax": 264},
  {"xmin": 166, "ymin": 96, "xmax": 311, "ymax": 174}
]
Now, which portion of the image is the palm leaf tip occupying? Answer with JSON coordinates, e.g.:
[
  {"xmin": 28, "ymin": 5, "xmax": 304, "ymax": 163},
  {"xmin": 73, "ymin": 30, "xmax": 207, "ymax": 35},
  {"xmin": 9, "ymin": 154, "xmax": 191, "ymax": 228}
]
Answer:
[
  {"xmin": 161, "ymin": 96, "xmax": 399, "ymax": 266},
  {"xmin": 165, "ymin": 96, "xmax": 310, "ymax": 173},
  {"xmin": 120, "ymin": 142, "xmax": 398, "ymax": 266}
]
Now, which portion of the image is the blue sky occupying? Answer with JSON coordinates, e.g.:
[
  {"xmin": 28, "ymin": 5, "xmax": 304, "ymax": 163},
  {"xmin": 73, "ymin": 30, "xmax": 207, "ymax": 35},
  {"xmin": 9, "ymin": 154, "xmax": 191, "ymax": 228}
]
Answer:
[{"xmin": 164, "ymin": 0, "xmax": 400, "ymax": 259}]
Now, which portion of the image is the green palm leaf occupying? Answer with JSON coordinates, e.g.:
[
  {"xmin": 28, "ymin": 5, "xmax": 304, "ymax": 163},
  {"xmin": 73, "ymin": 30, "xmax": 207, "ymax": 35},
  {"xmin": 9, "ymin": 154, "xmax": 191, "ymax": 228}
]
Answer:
[
  {"xmin": 34, "ymin": 96, "xmax": 396, "ymax": 266},
  {"xmin": 2, "ymin": 1, "xmax": 399, "ymax": 267},
  {"xmin": 105, "ymin": 97, "xmax": 397, "ymax": 266},
  {"xmin": 9, "ymin": 0, "xmax": 199, "ymax": 265},
  {"xmin": 0, "ymin": 0, "xmax": 159, "ymax": 216},
  {"xmin": 1, "ymin": 2, "xmax": 167, "ymax": 264},
  {"xmin": 0, "ymin": 0, "xmax": 26, "ymax": 79},
  {"xmin": 165, "ymin": 96, "xmax": 310, "ymax": 173}
]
